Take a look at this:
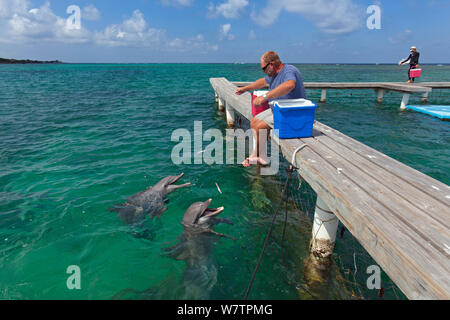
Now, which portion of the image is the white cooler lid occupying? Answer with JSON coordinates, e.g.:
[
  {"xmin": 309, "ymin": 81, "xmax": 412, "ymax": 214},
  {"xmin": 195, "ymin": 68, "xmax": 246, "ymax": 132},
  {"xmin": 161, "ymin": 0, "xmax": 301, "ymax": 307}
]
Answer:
[{"xmin": 274, "ymin": 98, "xmax": 316, "ymax": 108}]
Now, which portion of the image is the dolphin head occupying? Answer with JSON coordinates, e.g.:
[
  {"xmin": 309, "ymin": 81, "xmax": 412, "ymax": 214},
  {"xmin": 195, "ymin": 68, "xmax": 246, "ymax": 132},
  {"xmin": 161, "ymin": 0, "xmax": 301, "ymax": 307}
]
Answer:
[
  {"xmin": 152, "ymin": 173, "xmax": 191, "ymax": 196},
  {"xmin": 182, "ymin": 199, "xmax": 225, "ymax": 229}
]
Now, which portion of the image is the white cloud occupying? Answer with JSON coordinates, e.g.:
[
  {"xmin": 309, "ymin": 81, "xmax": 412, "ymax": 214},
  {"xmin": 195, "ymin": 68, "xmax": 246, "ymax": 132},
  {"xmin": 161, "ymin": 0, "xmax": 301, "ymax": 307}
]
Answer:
[
  {"xmin": 0, "ymin": 0, "xmax": 29, "ymax": 19},
  {"xmin": 251, "ymin": 0, "xmax": 364, "ymax": 34},
  {"xmin": 0, "ymin": 1, "xmax": 90, "ymax": 43},
  {"xmin": 95, "ymin": 10, "xmax": 218, "ymax": 53},
  {"xmin": 208, "ymin": 0, "xmax": 248, "ymax": 19},
  {"xmin": 219, "ymin": 23, "xmax": 235, "ymax": 40},
  {"xmin": 168, "ymin": 34, "xmax": 219, "ymax": 52},
  {"xmin": 94, "ymin": 10, "xmax": 166, "ymax": 47},
  {"xmin": 82, "ymin": 5, "xmax": 101, "ymax": 21},
  {"xmin": 0, "ymin": 1, "xmax": 217, "ymax": 54}
]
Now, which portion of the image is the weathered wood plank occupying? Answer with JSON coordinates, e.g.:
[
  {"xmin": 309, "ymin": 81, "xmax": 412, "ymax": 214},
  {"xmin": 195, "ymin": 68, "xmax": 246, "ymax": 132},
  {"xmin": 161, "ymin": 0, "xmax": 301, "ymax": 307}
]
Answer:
[
  {"xmin": 231, "ymin": 81, "xmax": 433, "ymax": 93},
  {"xmin": 211, "ymin": 78, "xmax": 252, "ymax": 120},
  {"xmin": 210, "ymin": 77, "xmax": 450, "ymax": 300},
  {"xmin": 310, "ymin": 134, "xmax": 450, "ymax": 253},
  {"xmin": 280, "ymin": 136, "xmax": 450, "ymax": 300},
  {"xmin": 420, "ymin": 82, "xmax": 450, "ymax": 89},
  {"xmin": 313, "ymin": 121, "xmax": 450, "ymax": 208}
]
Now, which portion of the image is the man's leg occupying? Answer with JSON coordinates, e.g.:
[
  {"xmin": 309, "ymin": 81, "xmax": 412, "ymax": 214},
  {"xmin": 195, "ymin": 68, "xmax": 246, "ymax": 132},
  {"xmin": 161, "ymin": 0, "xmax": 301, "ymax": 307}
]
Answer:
[{"xmin": 243, "ymin": 118, "xmax": 271, "ymax": 167}]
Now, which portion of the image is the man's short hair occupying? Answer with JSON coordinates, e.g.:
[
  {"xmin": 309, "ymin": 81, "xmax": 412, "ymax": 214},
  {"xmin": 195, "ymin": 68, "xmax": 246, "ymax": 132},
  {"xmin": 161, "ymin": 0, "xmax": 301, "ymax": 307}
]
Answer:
[{"xmin": 262, "ymin": 51, "xmax": 282, "ymax": 66}]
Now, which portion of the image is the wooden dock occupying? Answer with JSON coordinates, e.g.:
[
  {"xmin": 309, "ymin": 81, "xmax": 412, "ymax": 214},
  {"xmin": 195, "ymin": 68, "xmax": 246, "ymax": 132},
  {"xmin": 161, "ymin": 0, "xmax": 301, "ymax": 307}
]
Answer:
[
  {"xmin": 210, "ymin": 77, "xmax": 450, "ymax": 300},
  {"xmin": 232, "ymin": 81, "xmax": 450, "ymax": 109}
]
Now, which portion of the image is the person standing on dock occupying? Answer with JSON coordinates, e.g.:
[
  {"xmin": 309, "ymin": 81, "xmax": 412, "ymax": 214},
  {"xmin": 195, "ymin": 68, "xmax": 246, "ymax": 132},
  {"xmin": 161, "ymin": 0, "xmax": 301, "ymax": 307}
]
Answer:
[
  {"xmin": 235, "ymin": 51, "xmax": 306, "ymax": 167},
  {"xmin": 399, "ymin": 46, "xmax": 420, "ymax": 83}
]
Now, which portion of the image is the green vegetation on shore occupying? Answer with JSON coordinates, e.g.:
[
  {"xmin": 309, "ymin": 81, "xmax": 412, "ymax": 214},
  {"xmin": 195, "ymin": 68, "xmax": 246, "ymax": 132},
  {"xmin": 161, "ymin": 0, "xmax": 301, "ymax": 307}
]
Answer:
[{"xmin": 0, "ymin": 57, "xmax": 63, "ymax": 64}]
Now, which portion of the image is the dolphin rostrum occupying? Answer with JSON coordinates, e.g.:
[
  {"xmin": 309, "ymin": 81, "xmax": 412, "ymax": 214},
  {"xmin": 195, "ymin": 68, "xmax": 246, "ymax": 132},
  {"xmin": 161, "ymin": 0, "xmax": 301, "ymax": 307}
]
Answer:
[
  {"xmin": 165, "ymin": 199, "xmax": 233, "ymax": 299},
  {"xmin": 109, "ymin": 173, "xmax": 191, "ymax": 225}
]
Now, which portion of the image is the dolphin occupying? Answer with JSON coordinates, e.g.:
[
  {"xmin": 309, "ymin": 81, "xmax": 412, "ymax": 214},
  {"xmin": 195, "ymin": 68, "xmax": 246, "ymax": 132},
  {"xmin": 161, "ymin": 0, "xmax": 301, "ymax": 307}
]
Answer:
[
  {"xmin": 109, "ymin": 173, "xmax": 191, "ymax": 225},
  {"xmin": 164, "ymin": 199, "xmax": 233, "ymax": 299}
]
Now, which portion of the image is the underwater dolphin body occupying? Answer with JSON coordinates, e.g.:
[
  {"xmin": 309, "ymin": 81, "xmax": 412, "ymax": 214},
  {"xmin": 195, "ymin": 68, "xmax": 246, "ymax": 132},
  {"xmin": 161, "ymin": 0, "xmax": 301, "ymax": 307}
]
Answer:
[
  {"xmin": 111, "ymin": 199, "xmax": 233, "ymax": 300},
  {"xmin": 165, "ymin": 199, "xmax": 233, "ymax": 299},
  {"xmin": 109, "ymin": 173, "xmax": 191, "ymax": 225}
]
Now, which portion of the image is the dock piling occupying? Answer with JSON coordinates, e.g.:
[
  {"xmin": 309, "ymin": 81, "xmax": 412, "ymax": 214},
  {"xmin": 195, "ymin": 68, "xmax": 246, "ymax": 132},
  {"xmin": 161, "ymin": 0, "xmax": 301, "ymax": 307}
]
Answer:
[
  {"xmin": 400, "ymin": 93, "xmax": 410, "ymax": 110},
  {"xmin": 310, "ymin": 197, "xmax": 339, "ymax": 259},
  {"xmin": 320, "ymin": 89, "xmax": 327, "ymax": 103},
  {"xmin": 218, "ymin": 97, "xmax": 225, "ymax": 112},
  {"xmin": 376, "ymin": 89, "xmax": 385, "ymax": 103},
  {"xmin": 225, "ymin": 101, "xmax": 236, "ymax": 127}
]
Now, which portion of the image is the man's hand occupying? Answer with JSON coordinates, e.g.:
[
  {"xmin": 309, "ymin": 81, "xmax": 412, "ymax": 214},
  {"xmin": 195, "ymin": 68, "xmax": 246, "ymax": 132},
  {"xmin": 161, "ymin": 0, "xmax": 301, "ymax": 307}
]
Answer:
[
  {"xmin": 253, "ymin": 95, "xmax": 267, "ymax": 106},
  {"xmin": 235, "ymin": 87, "xmax": 247, "ymax": 95}
]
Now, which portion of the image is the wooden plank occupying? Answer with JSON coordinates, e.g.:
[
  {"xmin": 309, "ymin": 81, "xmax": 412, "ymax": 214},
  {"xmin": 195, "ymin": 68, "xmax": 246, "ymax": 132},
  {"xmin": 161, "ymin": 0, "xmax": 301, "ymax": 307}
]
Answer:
[
  {"xmin": 379, "ymin": 82, "xmax": 431, "ymax": 93},
  {"xmin": 313, "ymin": 122, "xmax": 450, "ymax": 208},
  {"xmin": 210, "ymin": 77, "xmax": 450, "ymax": 299},
  {"xmin": 299, "ymin": 134, "xmax": 450, "ymax": 267},
  {"xmin": 420, "ymin": 82, "xmax": 450, "ymax": 89},
  {"xmin": 211, "ymin": 78, "xmax": 253, "ymax": 120},
  {"xmin": 279, "ymin": 137, "xmax": 450, "ymax": 299},
  {"xmin": 231, "ymin": 81, "xmax": 432, "ymax": 93},
  {"xmin": 313, "ymin": 133, "xmax": 450, "ymax": 229}
]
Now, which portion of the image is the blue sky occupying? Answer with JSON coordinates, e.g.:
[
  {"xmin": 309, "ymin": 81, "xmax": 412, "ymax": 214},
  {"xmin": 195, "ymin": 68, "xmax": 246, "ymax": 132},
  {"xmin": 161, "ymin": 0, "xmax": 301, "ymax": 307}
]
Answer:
[{"xmin": 0, "ymin": 0, "xmax": 449, "ymax": 63}]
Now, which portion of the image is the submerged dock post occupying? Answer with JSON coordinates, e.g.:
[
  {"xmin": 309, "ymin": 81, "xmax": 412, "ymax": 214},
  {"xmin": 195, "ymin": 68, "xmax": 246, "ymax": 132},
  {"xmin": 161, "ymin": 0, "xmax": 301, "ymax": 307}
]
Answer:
[
  {"xmin": 310, "ymin": 197, "xmax": 339, "ymax": 258},
  {"xmin": 225, "ymin": 101, "xmax": 236, "ymax": 127},
  {"xmin": 320, "ymin": 89, "xmax": 327, "ymax": 103},
  {"xmin": 376, "ymin": 89, "xmax": 385, "ymax": 103},
  {"xmin": 218, "ymin": 97, "xmax": 225, "ymax": 112},
  {"xmin": 400, "ymin": 93, "xmax": 410, "ymax": 110}
]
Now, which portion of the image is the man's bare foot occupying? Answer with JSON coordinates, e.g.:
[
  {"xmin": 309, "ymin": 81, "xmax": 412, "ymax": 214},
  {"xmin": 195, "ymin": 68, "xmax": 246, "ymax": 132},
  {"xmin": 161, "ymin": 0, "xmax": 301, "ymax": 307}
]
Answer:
[{"xmin": 242, "ymin": 157, "xmax": 269, "ymax": 167}]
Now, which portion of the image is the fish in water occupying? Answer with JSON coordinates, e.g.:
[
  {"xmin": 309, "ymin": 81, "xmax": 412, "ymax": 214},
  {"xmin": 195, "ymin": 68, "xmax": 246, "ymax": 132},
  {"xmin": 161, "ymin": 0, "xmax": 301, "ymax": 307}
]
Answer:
[
  {"xmin": 164, "ymin": 199, "xmax": 233, "ymax": 299},
  {"xmin": 109, "ymin": 173, "xmax": 191, "ymax": 225}
]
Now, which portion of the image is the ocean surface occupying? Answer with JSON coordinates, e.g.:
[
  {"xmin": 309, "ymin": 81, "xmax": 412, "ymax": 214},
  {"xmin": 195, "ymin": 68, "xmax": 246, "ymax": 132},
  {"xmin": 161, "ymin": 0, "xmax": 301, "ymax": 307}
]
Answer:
[{"xmin": 0, "ymin": 63, "xmax": 449, "ymax": 300}]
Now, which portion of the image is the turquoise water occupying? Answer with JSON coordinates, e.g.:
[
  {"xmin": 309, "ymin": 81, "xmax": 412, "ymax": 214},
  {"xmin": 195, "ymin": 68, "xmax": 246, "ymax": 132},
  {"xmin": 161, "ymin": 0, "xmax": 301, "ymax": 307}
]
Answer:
[{"xmin": 0, "ymin": 64, "xmax": 449, "ymax": 300}]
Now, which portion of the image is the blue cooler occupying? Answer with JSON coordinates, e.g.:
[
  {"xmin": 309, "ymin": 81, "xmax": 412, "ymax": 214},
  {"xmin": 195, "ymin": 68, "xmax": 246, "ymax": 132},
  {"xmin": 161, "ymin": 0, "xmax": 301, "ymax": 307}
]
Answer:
[{"xmin": 272, "ymin": 99, "xmax": 317, "ymax": 138}]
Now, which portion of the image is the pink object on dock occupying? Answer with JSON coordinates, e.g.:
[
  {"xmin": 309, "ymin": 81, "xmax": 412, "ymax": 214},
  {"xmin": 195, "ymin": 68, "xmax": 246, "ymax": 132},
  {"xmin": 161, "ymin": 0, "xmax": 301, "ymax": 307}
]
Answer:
[
  {"xmin": 410, "ymin": 68, "xmax": 422, "ymax": 78},
  {"xmin": 251, "ymin": 91, "xmax": 270, "ymax": 116}
]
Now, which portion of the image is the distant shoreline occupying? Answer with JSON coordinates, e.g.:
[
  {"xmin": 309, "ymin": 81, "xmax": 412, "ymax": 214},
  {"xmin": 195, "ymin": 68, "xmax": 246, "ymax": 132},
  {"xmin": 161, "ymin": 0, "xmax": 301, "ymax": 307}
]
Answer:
[
  {"xmin": 0, "ymin": 60, "xmax": 448, "ymax": 65},
  {"xmin": 0, "ymin": 58, "xmax": 63, "ymax": 64}
]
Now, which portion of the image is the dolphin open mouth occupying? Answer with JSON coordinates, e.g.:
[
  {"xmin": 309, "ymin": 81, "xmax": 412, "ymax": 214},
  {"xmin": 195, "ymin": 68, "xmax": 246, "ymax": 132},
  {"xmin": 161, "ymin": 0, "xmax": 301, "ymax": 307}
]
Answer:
[
  {"xmin": 201, "ymin": 206, "xmax": 225, "ymax": 219},
  {"xmin": 196, "ymin": 199, "xmax": 224, "ymax": 224},
  {"xmin": 167, "ymin": 173, "xmax": 191, "ymax": 190}
]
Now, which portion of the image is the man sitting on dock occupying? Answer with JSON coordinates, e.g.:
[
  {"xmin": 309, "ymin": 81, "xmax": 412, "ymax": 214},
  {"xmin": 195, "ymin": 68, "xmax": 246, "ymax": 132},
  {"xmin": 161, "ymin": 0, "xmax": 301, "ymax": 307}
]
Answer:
[{"xmin": 235, "ymin": 51, "xmax": 306, "ymax": 167}]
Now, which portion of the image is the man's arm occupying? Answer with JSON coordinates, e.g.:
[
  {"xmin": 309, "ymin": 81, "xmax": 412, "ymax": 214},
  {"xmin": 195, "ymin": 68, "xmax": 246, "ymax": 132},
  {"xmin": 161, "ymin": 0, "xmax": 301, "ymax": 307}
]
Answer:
[
  {"xmin": 399, "ymin": 54, "xmax": 412, "ymax": 66},
  {"xmin": 235, "ymin": 77, "xmax": 267, "ymax": 95},
  {"xmin": 264, "ymin": 80, "xmax": 296, "ymax": 100},
  {"xmin": 253, "ymin": 80, "xmax": 296, "ymax": 106}
]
